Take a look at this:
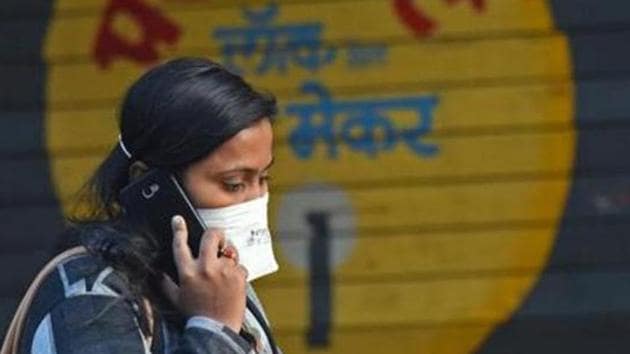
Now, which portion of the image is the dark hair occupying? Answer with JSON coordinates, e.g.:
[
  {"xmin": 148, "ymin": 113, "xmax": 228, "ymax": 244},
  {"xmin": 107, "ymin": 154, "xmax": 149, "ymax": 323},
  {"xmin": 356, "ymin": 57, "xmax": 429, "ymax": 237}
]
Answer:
[{"xmin": 66, "ymin": 57, "xmax": 277, "ymax": 328}]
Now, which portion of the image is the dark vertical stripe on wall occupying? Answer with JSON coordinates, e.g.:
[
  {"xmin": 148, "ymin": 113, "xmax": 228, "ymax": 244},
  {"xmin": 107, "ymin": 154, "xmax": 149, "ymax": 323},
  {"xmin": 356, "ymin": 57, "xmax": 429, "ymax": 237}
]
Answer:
[
  {"xmin": 477, "ymin": 2, "xmax": 630, "ymax": 353},
  {"xmin": 307, "ymin": 212, "xmax": 332, "ymax": 348},
  {"xmin": 0, "ymin": 0, "xmax": 65, "ymax": 339}
]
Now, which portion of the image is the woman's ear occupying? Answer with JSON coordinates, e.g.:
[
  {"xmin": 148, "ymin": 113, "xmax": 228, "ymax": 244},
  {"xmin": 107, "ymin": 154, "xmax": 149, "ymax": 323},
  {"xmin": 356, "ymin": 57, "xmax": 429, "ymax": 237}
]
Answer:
[{"xmin": 128, "ymin": 161, "xmax": 149, "ymax": 181}]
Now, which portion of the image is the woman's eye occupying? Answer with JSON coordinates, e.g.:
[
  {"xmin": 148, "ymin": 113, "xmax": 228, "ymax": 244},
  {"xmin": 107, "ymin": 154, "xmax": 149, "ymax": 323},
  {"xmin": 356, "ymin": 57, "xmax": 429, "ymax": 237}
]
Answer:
[{"xmin": 224, "ymin": 182, "xmax": 245, "ymax": 192}]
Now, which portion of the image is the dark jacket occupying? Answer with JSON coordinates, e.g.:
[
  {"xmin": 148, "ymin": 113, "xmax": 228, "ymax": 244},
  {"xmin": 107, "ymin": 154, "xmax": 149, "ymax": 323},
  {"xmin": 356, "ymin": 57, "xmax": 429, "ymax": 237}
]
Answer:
[{"xmin": 18, "ymin": 251, "xmax": 279, "ymax": 353}]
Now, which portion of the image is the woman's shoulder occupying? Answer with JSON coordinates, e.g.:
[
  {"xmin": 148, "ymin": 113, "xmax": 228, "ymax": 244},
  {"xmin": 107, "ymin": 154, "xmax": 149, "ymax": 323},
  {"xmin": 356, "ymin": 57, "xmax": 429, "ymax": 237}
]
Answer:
[
  {"xmin": 14, "ymin": 247, "xmax": 160, "ymax": 353},
  {"xmin": 37, "ymin": 249, "xmax": 131, "ymax": 301},
  {"xmin": 17, "ymin": 249, "xmax": 146, "ymax": 352},
  {"xmin": 23, "ymin": 249, "xmax": 134, "ymax": 320}
]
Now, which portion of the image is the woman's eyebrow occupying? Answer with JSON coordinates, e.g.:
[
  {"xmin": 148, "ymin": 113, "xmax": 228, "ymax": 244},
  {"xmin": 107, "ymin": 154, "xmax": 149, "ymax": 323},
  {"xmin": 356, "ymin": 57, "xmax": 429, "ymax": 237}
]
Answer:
[{"xmin": 218, "ymin": 157, "xmax": 275, "ymax": 175}]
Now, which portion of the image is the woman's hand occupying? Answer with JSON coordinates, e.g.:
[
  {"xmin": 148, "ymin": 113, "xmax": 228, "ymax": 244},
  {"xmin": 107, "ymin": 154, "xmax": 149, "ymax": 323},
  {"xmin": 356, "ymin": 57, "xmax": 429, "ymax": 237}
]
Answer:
[{"xmin": 161, "ymin": 215, "xmax": 248, "ymax": 333}]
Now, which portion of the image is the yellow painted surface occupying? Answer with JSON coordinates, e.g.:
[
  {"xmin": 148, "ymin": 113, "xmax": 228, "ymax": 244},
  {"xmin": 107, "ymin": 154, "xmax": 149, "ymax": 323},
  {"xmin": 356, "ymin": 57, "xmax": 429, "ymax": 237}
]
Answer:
[
  {"xmin": 45, "ymin": 35, "xmax": 571, "ymax": 107},
  {"xmin": 267, "ymin": 180, "xmax": 569, "ymax": 229},
  {"xmin": 273, "ymin": 326, "xmax": 494, "ymax": 354},
  {"xmin": 45, "ymin": 0, "xmax": 573, "ymax": 352},
  {"xmin": 257, "ymin": 273, "xmax": 539, "ymax": 329},
  {"xmin": 54, "ymin": 149, "xmax": 569, "ymax": 225},
  {"xmin": 47, "ymin": 0, "xmax": 553, "ymax": 60},
  {"xmin": 46, "ymin": 81, "xmax": 573, "ymax": 153},
  {"xmin": 51, "ymin": 131, "xmax": 573, "ymax": 204},
  {"xmin": 263, "ymin": 228, "xmax": 554, "ymax": 284}
]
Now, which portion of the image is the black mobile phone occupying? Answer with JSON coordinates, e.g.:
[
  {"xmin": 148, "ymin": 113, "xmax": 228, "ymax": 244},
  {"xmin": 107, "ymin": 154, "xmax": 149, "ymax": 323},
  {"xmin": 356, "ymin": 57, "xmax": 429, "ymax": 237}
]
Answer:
[{"xmin": 119, "ymin": 169, "xmax": 206, "ymax": 282}]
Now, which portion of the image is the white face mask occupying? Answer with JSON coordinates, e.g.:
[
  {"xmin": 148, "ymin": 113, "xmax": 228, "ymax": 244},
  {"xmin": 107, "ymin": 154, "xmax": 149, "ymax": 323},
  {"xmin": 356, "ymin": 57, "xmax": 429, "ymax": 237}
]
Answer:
[{"xmin": 196, "ymin": 193, "xmax": 278, "ymax": 282}]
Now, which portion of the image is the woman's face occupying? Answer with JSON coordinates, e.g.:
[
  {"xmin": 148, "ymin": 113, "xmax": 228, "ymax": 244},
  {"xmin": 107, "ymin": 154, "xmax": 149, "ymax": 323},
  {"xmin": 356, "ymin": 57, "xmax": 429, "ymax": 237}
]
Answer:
[{"xmin": 181, "ymin": 118, "xmax": 274, "ymax": 209}]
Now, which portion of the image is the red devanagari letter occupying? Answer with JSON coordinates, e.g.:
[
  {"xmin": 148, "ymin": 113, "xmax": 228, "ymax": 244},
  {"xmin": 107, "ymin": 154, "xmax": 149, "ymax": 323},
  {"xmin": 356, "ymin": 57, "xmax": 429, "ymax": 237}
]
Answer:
[
  {"xmin": 393, "ymin": 0, "xmax": 486, "ymax": 38},
  {"xmin": 93, "ymin": 0, "xmax": 181, "ymax": 68},
  {"xmin": 392, "ymin": 0, "xmax": 438, "ymax": 38}
]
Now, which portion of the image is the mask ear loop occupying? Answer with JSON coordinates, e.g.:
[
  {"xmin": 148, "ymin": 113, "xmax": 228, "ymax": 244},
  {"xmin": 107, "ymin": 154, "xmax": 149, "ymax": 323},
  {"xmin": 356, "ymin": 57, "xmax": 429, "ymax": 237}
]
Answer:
[{"xmin": 118, "ymin": 134, "xmax": 133, "ymax": 159}]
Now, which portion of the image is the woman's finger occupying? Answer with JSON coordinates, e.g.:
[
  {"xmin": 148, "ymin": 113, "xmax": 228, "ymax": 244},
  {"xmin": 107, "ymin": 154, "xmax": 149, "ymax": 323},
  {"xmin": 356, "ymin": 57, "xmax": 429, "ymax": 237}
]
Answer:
[
  {"xmin": 236, "ymin": 264, "xmax": 249, "ymax": 281},
  {"xmin": 171, "ymin": 215, "xmax": 194, "ymax": 272},
  {"xmin": 198, "ymin": 229, "xmax": 225, "ymax": 265},
  {"xmin": 217, "ymin": 255, "xmax": 245, "ymax": 277},
  {"xmin": 221, "ymin": 243, "xmax": 239, "ymax": 265},
  {"xmin": 160, "ymin": 273, "xmax": 180, "ymax": 306}
]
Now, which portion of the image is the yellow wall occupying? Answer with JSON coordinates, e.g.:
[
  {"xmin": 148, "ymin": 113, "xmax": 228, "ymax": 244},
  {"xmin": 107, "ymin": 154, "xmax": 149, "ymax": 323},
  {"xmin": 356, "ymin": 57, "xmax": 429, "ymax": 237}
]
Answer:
[{"xmin": 44, "ymin": 1, "xmax": 574, "ymax": 352}]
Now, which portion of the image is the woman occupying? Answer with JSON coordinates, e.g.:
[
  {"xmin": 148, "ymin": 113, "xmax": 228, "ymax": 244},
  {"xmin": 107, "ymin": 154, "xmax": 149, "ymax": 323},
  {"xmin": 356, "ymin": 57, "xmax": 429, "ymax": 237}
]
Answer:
[{"xmin": 18, "ymin": 58, "xmax": 281, "ymax": 353}]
